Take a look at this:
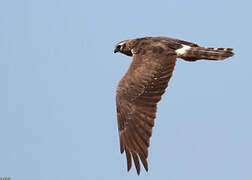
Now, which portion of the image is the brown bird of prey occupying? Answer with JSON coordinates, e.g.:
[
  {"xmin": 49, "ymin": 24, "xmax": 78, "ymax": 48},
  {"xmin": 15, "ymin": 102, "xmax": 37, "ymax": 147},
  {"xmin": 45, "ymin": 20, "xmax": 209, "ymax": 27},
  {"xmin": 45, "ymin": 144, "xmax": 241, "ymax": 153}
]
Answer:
[{"xmin": 114, "ymin": 36, "xmax": 234, "ymax": 175}]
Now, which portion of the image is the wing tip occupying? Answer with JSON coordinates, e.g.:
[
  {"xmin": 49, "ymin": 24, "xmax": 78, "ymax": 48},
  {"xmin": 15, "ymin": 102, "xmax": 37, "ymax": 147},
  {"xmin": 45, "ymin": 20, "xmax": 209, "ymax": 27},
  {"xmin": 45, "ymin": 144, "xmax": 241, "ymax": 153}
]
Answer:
[{"xmin": 125, "ymin": 149, "xmax": 132, "ymax": 172}]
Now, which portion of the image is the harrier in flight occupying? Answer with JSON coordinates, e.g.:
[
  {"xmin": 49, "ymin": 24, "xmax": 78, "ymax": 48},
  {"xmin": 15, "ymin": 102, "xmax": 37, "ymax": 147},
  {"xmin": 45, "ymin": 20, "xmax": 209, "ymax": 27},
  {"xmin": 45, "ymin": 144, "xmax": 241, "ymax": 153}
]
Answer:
[{"xmin": 114, "ymin": 36, "xmax": 234, "ymax": 175}]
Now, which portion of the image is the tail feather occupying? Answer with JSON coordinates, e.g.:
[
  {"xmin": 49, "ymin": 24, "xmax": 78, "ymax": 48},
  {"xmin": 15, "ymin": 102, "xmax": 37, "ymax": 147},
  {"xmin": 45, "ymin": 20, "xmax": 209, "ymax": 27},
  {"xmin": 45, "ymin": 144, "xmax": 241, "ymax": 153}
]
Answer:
[{"xmin": 177, "ymin": 46, "xmax": 234, "ymax": 61}]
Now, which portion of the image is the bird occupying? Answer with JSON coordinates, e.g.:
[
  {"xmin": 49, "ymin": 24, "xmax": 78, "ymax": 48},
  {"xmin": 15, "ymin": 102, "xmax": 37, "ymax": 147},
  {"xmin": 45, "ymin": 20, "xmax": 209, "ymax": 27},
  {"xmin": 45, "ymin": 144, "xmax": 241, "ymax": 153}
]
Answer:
[{"xmin": 114, "ymin": 36, "xmax": 234, "ymax": 175}]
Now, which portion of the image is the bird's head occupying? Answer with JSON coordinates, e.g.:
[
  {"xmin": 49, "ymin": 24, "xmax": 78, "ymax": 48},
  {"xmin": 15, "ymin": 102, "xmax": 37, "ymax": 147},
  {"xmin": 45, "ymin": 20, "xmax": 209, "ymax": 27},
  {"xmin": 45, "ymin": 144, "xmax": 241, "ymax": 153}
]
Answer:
[{"xmin": 114, "ymin": 40, "xmax": 133, "ymax": 56}]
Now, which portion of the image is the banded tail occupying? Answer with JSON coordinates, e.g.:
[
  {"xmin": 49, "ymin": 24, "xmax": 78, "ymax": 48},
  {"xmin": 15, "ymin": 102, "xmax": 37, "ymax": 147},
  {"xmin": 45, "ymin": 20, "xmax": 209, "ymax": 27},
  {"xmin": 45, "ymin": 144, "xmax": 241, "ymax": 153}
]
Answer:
[{"xmin": 176, "ymin": 45, "xmax": 234, "ymax": 61}]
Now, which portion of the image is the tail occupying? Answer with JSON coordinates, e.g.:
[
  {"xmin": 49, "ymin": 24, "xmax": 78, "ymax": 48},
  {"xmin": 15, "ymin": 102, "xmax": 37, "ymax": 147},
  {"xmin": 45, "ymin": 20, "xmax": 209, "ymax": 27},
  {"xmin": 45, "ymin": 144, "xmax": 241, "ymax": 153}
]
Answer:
[{"xmin": 176, "ymin": 45, "xmax": 234, "ymax": 61}]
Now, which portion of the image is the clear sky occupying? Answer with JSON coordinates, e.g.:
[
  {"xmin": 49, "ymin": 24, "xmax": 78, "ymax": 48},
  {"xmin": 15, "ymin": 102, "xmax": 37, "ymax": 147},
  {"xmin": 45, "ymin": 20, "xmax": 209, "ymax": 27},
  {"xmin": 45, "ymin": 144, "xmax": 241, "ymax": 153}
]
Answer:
[{"xmin": 1, "ymin": 0, "xmax": 251, "ymax": 179}]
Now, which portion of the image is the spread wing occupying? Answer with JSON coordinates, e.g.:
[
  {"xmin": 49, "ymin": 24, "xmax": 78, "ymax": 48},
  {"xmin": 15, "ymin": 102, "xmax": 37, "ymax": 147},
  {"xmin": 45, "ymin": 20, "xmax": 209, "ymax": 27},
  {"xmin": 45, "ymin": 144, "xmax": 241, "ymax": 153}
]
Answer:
[{"xmin": 116, "ymin": 42, "xmax": 177, "ymax": 174}]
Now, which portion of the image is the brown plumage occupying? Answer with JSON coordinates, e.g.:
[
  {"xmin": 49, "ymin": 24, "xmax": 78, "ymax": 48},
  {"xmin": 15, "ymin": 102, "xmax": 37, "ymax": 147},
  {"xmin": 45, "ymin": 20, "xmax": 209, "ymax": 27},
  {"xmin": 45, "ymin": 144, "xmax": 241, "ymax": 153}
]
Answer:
[{"xmin": 114, "ymin": 36, "xmax": 234, "ymax": 175}]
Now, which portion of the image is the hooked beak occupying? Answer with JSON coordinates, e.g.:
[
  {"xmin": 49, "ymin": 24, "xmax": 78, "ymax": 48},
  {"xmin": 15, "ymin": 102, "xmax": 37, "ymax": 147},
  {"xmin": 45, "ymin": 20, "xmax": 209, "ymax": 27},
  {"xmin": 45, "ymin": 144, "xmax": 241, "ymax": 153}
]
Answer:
[
  {"xmin": 114, "ymin": 47, "xmax": 119, "ymax": 53},
  {"xmin": 114, "ymin": 45, "xmax": 120, "ymax": 53}
]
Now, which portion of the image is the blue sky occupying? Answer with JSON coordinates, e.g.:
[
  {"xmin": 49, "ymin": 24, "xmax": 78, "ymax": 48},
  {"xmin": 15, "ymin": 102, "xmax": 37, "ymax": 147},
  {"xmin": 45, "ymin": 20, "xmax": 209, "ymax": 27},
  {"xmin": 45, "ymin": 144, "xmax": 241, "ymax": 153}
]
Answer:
[{"xmin": 1, "ymin": 0, "xmax": 251, "ymax": 179}]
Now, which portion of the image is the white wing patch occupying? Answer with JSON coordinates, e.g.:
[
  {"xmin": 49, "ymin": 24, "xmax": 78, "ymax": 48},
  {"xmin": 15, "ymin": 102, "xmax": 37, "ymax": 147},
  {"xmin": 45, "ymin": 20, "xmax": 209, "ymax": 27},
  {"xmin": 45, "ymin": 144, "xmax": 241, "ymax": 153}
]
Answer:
[{"xmin": 175, "ymin": 45, "xmax": 191, "ymax": 56}]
